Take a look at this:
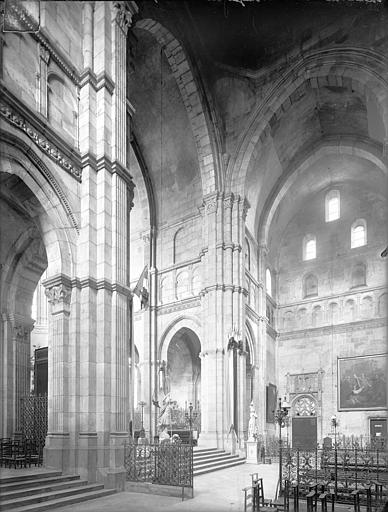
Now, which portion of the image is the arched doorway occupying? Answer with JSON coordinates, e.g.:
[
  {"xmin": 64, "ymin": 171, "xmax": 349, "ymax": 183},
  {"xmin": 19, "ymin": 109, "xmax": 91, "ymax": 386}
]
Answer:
[
  {"xmin": 167, "ymin": 327, "xmax": 201, "ymax": 409},
  {"xmin": 291, "ymin": 395, "xmax": 318, "ymax": 450},
  {"xmin": 0, "ymin": 172, "xmax": 48, "ymax": 437},
  {"xmin": 158, "ymin": 326, "xmax": 201, "ymax": 437}
]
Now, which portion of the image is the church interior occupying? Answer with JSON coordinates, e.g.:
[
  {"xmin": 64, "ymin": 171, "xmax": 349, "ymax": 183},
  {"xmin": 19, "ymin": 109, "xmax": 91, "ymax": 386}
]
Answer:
[{"xmin": 0, "ymin": 0, "xmax": 387, "ymax": 508}]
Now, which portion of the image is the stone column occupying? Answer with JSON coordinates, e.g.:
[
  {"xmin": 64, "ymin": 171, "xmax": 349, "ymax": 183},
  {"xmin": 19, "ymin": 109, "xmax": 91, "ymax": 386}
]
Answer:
[
  {"xmin": 14, "ymin": 321, "xmax": 33, "ymax": 432},
  {"xmin": 255, "ymin": 244, "xmax": 269, "ymax": 436},
  {"xmin": 43, "ymin": 276, "xmax": 72, "ymax": 471},
  {"xmin": 199, "ymin": 193, "xmax": 249, "ymax": 450},
  {"xmin": 107, "ymin": 1, "xmax": 137, "ymax": 489}
]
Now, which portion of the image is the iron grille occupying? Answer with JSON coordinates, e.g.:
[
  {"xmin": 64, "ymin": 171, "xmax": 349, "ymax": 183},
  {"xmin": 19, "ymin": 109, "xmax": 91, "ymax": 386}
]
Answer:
[
  {"xmin": 124, "ymin": 442, "xmax": 193, "ymax": 490},
  {"xmin": 20, "ymin": 394, "xmax": 47, "ymax": 445}
]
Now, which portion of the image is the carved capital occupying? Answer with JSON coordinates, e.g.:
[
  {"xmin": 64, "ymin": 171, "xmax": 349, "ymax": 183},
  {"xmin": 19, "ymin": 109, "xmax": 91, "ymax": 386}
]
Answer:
[
  {"xmin": 39, "ymin": 43, "xmax": 50, "ymax": 64},
  {"xmin": 203, "ymin": 193, "xmax": 219, "ymax": 215},
  {"xmin": 224, "ymin": 194, "xmax": 234, "ymax": 210},
  {"xmin": 45, "ymin": 283, "xmax": 72, "ymax": 306},
  {"xmin": 113, "ymin": 1, "xmax": 137, "ymax": 35}
]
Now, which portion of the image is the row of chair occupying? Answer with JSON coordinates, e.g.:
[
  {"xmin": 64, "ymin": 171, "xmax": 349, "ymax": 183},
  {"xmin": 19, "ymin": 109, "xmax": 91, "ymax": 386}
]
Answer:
[
  {"xmin": 0, "ymin": 438, "xmax": 44, "ymax": 469},
  {"xmin": 243, "ymin": 474, "xmax": 387, "ymax": 512}
]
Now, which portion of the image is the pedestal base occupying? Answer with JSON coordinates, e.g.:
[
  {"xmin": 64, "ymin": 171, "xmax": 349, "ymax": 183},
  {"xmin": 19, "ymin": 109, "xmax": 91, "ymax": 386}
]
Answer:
[{"xmin": 246, "ymin": 440, "xmax": 258, "ymax": 464}]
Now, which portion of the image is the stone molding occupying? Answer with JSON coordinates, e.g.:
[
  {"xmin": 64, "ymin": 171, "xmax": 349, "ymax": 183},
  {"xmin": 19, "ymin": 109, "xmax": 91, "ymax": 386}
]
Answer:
[
  {"xmin": 0, "ymin": 91, "xmax": 82, "ymax": 181},
  {"xmin": 156, "ymin": 297, "xmax": 200, "ymax": 316},
  {"xmin": 71, "ymin": 277, "xmax": 132, "ymax": 297},
  {"xmin": 39, "ymin": 43, "xmax": 50, "ymax": 65},
  {"xmin": 278, "ymin": 284, "xmax": 387, "ymax": 310},
  {"xmin": 245, "ymin": 306, "xmax": 266, "ymax": 325},
  {"xmin": 79, "ymin": 68, "xmax": 115, "ymax": 95},
  {"xmin": 200, "ymin": 284, "xmax": 248, "ymax": 296},
  {"xmin": 1, "ymin": 130, "xmax": 80, "ymax": 234},
  {"xmin": 279, "ymin": 317, "xmax": 386, "ymax": 340}
]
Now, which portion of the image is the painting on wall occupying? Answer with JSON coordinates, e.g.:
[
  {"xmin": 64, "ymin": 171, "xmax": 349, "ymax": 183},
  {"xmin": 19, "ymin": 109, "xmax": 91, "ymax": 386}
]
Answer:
[
  {"xmin": 266, "ymin": 383, "xmax": 277, "ymax": 423},
  {"xmin": 338, "ymin": 354, "xmax": 387, "ymax": 411}
]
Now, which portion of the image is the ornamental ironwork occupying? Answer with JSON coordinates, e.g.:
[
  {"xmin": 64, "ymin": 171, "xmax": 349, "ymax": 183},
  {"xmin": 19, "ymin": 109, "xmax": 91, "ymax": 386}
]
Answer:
[
  {"xmin": 20, "ymin": 394, "xmax": 47, "ymax": 445},
  {"xmin": 124, "ymin": 442, "xmax": 193, "ymax": 492},
  {"xmin": 281, "ymin": 445, "xmax": 388, "ymax": 504}
]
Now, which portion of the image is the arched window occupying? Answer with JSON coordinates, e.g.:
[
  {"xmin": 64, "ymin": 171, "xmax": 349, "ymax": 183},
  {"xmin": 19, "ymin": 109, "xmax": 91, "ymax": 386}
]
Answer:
[
  {"xmin": 360, "ymin": 296, "xmax": 373, "ymax": 318},
  {"xmin": 173, "ymin": 227, "xmax": 185, "ymax": 264},
  {"xmin": 344, "ymin": 299, "xmax": 356, "ymax": 322},
  {"xmin": 312, "ymin": 306, "xmax": 322, "ymax": 327},
  {"xmin": 325, "ymin": 190, "xmax": 340, "ymax": 222},
  {"xmin": 266, "ymin": 268, "xmax": 272, "ymax": 297},
  {"xmin": 351, "ymin": 219, "xmax": 367, "ymax": 248},
  {"xmin": 176, "ymin": 271, "xmax": 190, "ymax": 299},
  {"xmin": 351, "ymin": 263, "xmax": 366, "ymax": 288},
  {"xmin": 303, "ymin": 273, "xmax": 318, "ymax": 298},
  {"xmin": 303, "ymin": 235, "xmax": 316, "ymax": 261},
  {"xmin": 329, "ymin": 302, "xmax": 339, "ymax": 323}
]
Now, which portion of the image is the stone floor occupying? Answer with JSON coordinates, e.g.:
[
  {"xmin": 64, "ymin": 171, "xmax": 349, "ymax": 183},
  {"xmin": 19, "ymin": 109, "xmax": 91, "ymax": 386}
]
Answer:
[{"xmin": 0, "ymin": 462, "xmax": 279, "ymax": 512}]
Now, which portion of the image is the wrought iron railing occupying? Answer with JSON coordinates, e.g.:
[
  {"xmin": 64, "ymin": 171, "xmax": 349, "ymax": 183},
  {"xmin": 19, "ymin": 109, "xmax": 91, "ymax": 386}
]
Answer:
[
  {"xmin": 281, "ymin": 446, "xmax": 388, "ymax": 503},
  {"xmin": 124, "ymin": 442, "xmax": 193, "ymax": 495},
  {"xmin": 20, "ymin": 394, "xmax": 47, "ymax": 445}
]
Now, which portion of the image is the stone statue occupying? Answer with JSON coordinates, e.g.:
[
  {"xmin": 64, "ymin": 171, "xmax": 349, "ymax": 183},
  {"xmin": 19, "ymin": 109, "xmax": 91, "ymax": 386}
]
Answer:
[{"xmin": 248, "ymin": 401, "xmax": 258, "ymax": 441}]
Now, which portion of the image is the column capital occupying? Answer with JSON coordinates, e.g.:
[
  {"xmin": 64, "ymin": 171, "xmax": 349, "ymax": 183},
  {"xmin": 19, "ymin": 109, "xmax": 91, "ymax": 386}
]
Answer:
[
  {"xmin": 43, "ymin": 274, "xmax": 72, "ymax": 313},
  {"xmin": 113, "ymin": 1, "xmax": 138, "ymax": 35}
]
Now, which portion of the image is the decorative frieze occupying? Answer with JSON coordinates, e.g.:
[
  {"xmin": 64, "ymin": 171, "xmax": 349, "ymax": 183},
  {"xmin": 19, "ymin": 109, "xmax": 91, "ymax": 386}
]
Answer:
[{"xmin": 0, "ymin": 101, "xmax": 81, "ymax": 181}]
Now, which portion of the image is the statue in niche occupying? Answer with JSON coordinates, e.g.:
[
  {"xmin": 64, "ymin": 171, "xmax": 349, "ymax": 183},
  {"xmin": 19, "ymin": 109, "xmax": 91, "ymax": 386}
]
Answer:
[{"xmin": 248, "ymin": 401, "xmax": 258, "ymax": 441}]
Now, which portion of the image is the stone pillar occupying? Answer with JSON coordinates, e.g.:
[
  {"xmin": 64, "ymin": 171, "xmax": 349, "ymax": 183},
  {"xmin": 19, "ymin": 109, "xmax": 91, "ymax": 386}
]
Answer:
[
  {"xmin": 198, "ymin": 193, "xmax": 249, "ymax": 450},
  {"xmin": 43, "ymin": 276, "xmax": 72, "ymax": 472},
  {"xmin": 255, "ymin": 244, "xmax": 269, "ymax": 436}
]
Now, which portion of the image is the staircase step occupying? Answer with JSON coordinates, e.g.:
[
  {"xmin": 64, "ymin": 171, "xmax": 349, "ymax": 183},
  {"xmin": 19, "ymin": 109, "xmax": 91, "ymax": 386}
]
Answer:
[
  {"xmin": 193, "ymin": 447, "xmax": 220, "ymax": 455},
  {"xmin": 0, "ymin": 475, "xmax": 81, "ymax": 493},
  {"xmin": 0, "ymin": 479, "xmax": 89, "ymax": 500},
  {"xmin": 0, "ymin": 472, "xmax": 62, "ymax": 485},
  {"xmin": 194, "ymin": 455, "xmax": 240, "ymax": 469},
  {"xmin": 0, "ymin": 483, "xmax": 107, "ymax": 510},
  {"xmin": 1, "ymin": 488, "xmax": 116, "ymax": 512},
  {"xmin": 194, "ymin": 452, "xmax": 233, "ymax": 462},
  {"xmin": 194, "ymin": 458, "xmax": 246, "ymax": 476}
]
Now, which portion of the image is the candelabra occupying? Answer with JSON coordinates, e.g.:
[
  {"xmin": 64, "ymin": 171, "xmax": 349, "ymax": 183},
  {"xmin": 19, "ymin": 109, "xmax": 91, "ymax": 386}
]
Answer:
[
  {"xmin": 185, "ymin": 402, "xmax": 198, "ymax": 446},
  {"xmin": 138, "ymin": 400, "xmax": 146, "ymax": 438},
  {"xmin": 331, "ymin": 415, "xmax": 339, "ymax": 447},
  {"xmin": 274, "ymin": 397, "xmax": 291, "ymax": 494}
]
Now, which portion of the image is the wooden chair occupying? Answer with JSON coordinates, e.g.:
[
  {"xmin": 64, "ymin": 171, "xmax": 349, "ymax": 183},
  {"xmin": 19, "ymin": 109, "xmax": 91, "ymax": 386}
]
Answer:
[{"xmin": 250, "ymin": 474, "xmax": 273, "ymax": 508}]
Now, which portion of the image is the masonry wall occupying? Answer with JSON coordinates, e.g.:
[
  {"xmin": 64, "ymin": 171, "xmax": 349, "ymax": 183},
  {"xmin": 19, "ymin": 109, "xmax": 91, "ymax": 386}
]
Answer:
[{"xmin": 274, "ymin": 183, "xmax": 387, "ymax": 440}]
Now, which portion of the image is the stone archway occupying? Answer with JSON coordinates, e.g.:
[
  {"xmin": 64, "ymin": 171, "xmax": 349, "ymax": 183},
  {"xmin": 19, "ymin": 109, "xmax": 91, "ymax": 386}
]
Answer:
[
  {"xmin": 166, "ymin": 327, "xmax": 201, "ymax": 410},
  {"xmin": 0, "ymin": 142, "xmax": 76, "ymax": 473}
]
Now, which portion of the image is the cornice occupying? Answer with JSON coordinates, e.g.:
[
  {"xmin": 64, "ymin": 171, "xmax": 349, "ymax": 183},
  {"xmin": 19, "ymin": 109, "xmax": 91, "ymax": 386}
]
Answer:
[
  {"xmin": 157, "ymin": 257, "xmax": 202, "ymax": 276},
  {"xmin": 0, "ymin": 85, "xmax": 82, "ymax": 181},
  {"xmin": 156, "ymin": 297, "xmax": 200, "ymax": 315},
  {"xmin": 33, "ymin": 30, "xmax": 80, "ymax": 85},
  {"xmin": 71, "ymin": 277, "xmax": 132, "ymax": 297},
  {"xmin": 200, "ymin": 284, "xmax": 248, "ymax": 296},
  {"xmin": 279, "ymin": 317, "xmax": 386, "ymax": 340}
]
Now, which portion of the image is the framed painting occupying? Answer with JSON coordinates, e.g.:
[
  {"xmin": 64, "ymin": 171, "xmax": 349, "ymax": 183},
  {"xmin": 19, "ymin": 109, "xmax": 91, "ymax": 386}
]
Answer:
[
  {"xmin": 266, "ymin": 383, "xmax": 277, "ymax": 423},
  {"xmin": 338, "ymin": 354, "xmax": 387, "ymax": 411}
]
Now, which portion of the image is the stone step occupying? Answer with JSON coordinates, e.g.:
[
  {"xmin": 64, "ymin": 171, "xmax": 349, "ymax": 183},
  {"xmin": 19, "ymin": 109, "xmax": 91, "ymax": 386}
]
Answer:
[
  {"xmin": 193, "ymin": 447, "xmax": 220, "ymax": 455},
  {"xmin": 194, "ymin": 454, "xmax": 240, "ymax": 469},
  {"xmin": 0, "ymin": 489, "xmax": 117, "ymax": 512},
  {"xmin": 194, "ymin": 457, "xmax": 246, "ymax": 476},
  {"xmin": 0, "ymin": 483, "xmax": 110, "ymax": 510},
  {"xmin": 193, "ymin": 451, "xmax": 233, "ymax": 462},
  {"xmin": 0, "ymin": 475, "xmax": 81, "ymax": 493},
  {"xmin": 0, "ymin": 479, "xmax": 89, "ymax": 500},
  {"xmin": 0, "ymin": 472, "xmax": 62, "ymax": 485}
]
